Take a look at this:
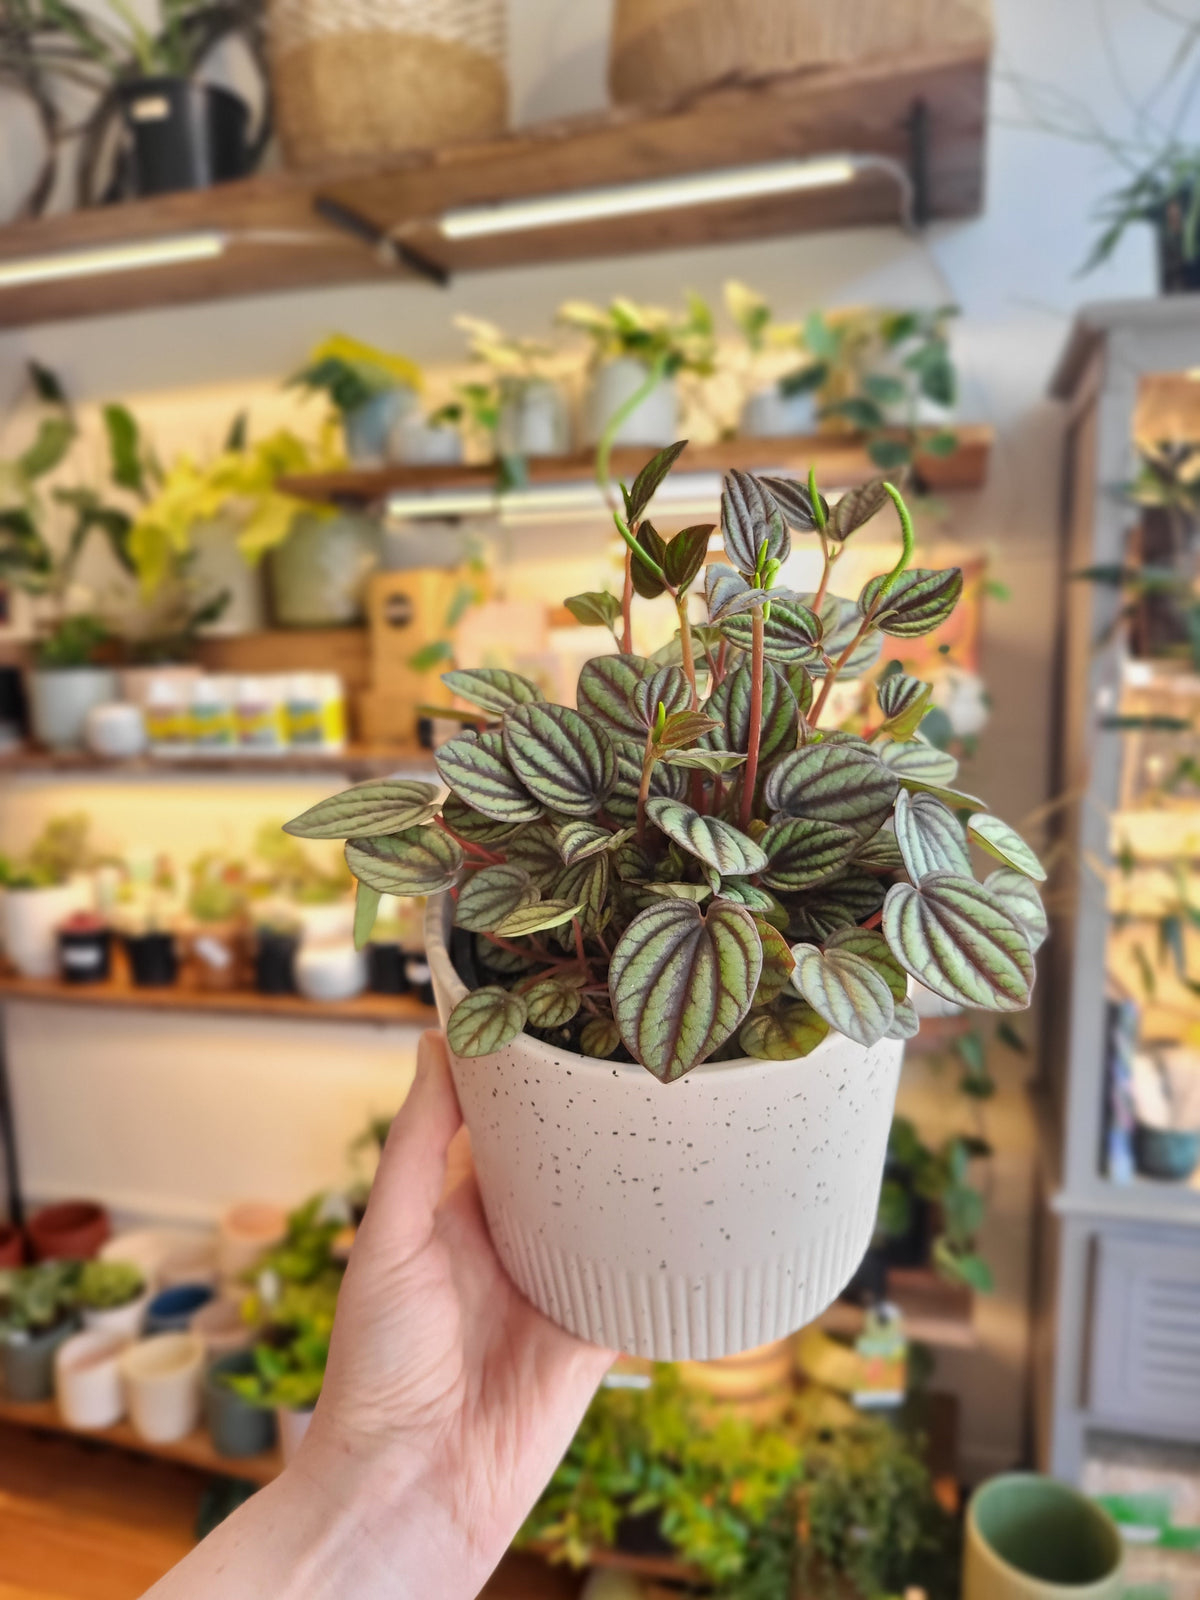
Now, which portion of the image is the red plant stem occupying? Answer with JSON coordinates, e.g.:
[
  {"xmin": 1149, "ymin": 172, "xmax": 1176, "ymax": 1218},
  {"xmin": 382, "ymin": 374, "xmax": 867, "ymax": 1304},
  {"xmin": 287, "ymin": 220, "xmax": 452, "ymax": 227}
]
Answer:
[
  {"xmin": 808, "ymin": 616, "xmax": 875, "ymax": 727},
  {"xmin": 435, "ymin": 818, "xmax": 503, "ymax": 865},
  {"xmin": 572, "ymin": 916, "xmax": 587, "ymax": 968},
  {"xmin": 621, "ymin": 547, "xmax": 634, "ymax": 653},
  {"xmin": 813, "ymin": 533, "xmax": 834, "ymax": 613},
  {"xmin": 480, "ymin": 933, "xmax": 574, "ymax": 966},
  {"xmin": 739, "ymin": 605, "xmax": 765, "ymax": 831},
  {"xmin": 862, "ymin": 909, "xmax": 884, "ymax": 930},
  {"xmin": 714, "ymin": 637, "xmax": 729, "ymax": 688},
  {"xmin": 636, "ymin": 731, "xmax": 656, "ymax": 843}
]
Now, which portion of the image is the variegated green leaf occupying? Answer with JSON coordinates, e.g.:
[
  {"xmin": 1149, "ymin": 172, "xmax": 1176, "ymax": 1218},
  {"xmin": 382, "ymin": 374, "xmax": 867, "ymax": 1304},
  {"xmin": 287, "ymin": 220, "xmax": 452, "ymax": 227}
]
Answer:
[
  {"xmin": 577, "ymin": 654, "xmax": 657, "ymax": 739},
  {"xmin": 860, "ymin": 567, "xmax": 963, "ymax": 637},
  {"xmin": 353, "ymin": 882, "xmax": 381, "ymax": 949},
  {"xmin": 876, "ymin": 674, "xmax": 933, "ymax": 740},
  {"xmin": 632, "ymin": 664, "xmax": 691, "ymax": 729},
  {"xmin": 807, "ymin": 595, "xmax": 882, "ymax": 676},
  {"xmin": 882, "ymin": 872, "xmax": 1035, "ymax": 1011},
  {"xmin": 609, "ymin": 898, "xmax": 763, "ymax": 1081},
  {"xmin": 704, "ymin": 564, "xmax": 769, "ymax": 621},
  {"xmin": 878, "ymin": 739, "xmax": 959, "ymax": 787},
  {"xmin": 605, "ymin": 738, "xmax": 687, "ymax": 825},
  {"xmin": 564, "ymin": 591, "xmax": 621, "ymax": 631},
  {"xmin": 580, "ymin": 1015, "xmax": 622, "ymax": 1059},
  {"xmin": 765, "ymin": 741, "xmax": 898, "ymax": 837},
  {"xmin": 705, "ymin": 655, "xmax": 797, "ymax": 762},
  {"xmin": 790, "ymin": 930, "xmax": 896, "ymax": 1047},
  {"xmin": 721, "ymin": 469, "xmax": 789, "ymax": 576},
  {"xmin": 654, "ymin": 710, "xmax": 721, "ymax": 750},
  {"xmin": 830, "ymin": 926, "xmax": 908, "ymax": 1001},
  {"xmin": 719, "ymin": 597, "xmax": 822, "ymax": 664},
  {"xmin": 436, "ymin": 730, "xmax": 542, "ymax": 822},
  {"xmin": 646, "ymin": 798, "xmax": 769, "ymax": 877},
  {"xmin": 761, "ymin": 815, "xmax": 859, "ymax": 891},
  {"xmin": 886, "ymin": 998, "xmax": 920, "ymax": 1040},
  {"xmin": 441, "ymin": 667, "xmax": 546, "ymax": 715},
  {"xmin": 454, "ymin": 863, "xmax": 539, "ymax": 932},
  {"xmin": 625, "ymin": 440, "xmax": 688, "ymax": 522},
  {"xmin": 662, "ymin": 524, "xmax": 713, "ymax": 590},
  {"xmin": 524, "ymin": 977, "xmax": 583, "ymax": 1029},
  {"xmin": 503, "ymin": 703, "xmax": 617, "ymax": 816},
  {"xmin": 786, "ymin": 663, "xmax": 815, "ymax": 716},
  {"xmin": 968, "ymin": 814, "xmax": 1046, "ymax": 882},
  {"xmin": 831, "ymin": 479, "xmax": 889, "ymax": 540},
  {"xmin": 441, "ymin": 792, "xmax": 524, "ymax": 845},
  {"xmin": 554, "ymin": 818, "xmax": 620, "ymax": 865},
  {"xmin": 284, "ymin": 780, "xmax": 440, "ymax": 839},
  {"xmin": 895, "ymin": 778, "xmax": 986, "ymax": 810},
  {"xmin": 754, "ymin": 917, "xmax": 795, "ymax": 1004},
  {"xmin": 345, "ymin": 827, "xmax": 463, "ymax": 895},
  {"xmin": 504, "ymin": 824, "xmax": 564, "ymax": 887},
  {"xmin": 893, "ymin": 789, "xmax": 972, "ymax": 882},
  {"xmin": 740, "ymin": 1000, "xmax": 830, "ymax": 1060},
  {"xmin": 552, "ymin": 855, "xmax": 610, "ymax": 930},
  {"xmin": 496, "ymin": 899, "xmax": 582, "ymax": 936},
  {"xmin": 984, "ymin": 868, "xmax": 1048, "ymax": 950},
  {"xmin": 643, "ymin": 882, "xmax": 712, "ymax": 903},
  {"xmin": 787, "ymin": 871, "xmax": 884, "ymax": 941},
  {"xmin": 662, "ymin": 749, "xmax": 747, "ymax": 774},
  {"xmin": 446, "ymin": 986, "xmax": 527, "ymax": 1057},
  {"xmin": 759, "ymin": 474, "xmax": 827, "ymax": 533},
  {"xmin": 854, "ymin": 828, "xmax": 905, "ymax": 872},
  {"xmin": 721, "ymin": 880, "xmax": 789, "ymax": 928}
]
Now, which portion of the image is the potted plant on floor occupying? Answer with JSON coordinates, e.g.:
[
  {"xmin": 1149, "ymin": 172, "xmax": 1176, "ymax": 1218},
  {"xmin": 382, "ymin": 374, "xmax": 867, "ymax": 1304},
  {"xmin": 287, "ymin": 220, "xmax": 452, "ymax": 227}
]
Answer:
[
  {"xmin": 289, "ymin": 334, "xmax": 422, "ymax": 464},
  {"xmin": 559, "ymin": 295, "xmax": 717, "ymax": 449},
  {"xmin": 285, "ymin": 447, "xmax": 1043, "ymax": 1359},
  {"xmin": 78, "ymin": 1257, "xmax": 149, "ymax": 1339},
  {"xmin": 0, "ymin": 813, "xmax": 96, "ymax": 979},
  {"xmin": 0, "ymin": 1260, "xmax": 80, "ymax": 1401}
]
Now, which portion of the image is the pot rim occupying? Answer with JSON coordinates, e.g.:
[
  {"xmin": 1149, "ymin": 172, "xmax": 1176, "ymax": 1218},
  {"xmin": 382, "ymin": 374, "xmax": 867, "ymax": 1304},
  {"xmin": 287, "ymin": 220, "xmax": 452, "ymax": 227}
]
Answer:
[
  {"xmin": 119, "ymin": 1332, "xmax": 204, "ymax": 1381},
  {"xmin": 423, "ymin": 893, "xmax": 876, "ymax": 1086}
]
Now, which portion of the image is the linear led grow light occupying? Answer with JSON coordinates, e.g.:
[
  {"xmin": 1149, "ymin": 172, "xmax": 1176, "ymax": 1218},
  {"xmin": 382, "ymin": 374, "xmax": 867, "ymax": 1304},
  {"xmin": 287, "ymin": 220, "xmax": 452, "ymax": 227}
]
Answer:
[{"xmin": 0, "ymin": 231, "xmax": 226, "ymax": 291}]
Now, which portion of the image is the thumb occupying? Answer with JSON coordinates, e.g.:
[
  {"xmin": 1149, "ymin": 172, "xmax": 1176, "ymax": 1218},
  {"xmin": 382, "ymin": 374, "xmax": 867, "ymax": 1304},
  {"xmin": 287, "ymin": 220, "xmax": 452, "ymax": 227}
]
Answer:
[{"xmin": 359, "ymin": 1031, "xmax": 462, "ymax": 1259}]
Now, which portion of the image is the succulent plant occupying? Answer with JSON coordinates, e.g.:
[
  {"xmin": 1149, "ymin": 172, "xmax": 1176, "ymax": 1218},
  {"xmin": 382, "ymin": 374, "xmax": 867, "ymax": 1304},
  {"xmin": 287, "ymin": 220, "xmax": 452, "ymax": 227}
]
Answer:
[
  {"xmin": 285, "ymin": 446, "xmax": 1043, "ymax": 1083},
  {"xmin": 78, "ymin": 1258, "xmax": 144, "ymax": 1309}
]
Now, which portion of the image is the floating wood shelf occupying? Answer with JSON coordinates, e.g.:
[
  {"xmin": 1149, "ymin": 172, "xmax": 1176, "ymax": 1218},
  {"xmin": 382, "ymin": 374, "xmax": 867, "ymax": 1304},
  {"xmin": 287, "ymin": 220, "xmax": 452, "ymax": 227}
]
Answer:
[
  {"xmin": 0, "ymin": 967, "xmax": 437, "ymax": 1028},
  {"xmin": 0, "ymin": 48, "xmax": 987, "ymax": 329},
  {"xmin": 0, "ymin": 743, "xmax": 435, "ymax": 782},
  {"xmin": 279, "ymin": 427, "xmax": 993, "ymax": 507}
]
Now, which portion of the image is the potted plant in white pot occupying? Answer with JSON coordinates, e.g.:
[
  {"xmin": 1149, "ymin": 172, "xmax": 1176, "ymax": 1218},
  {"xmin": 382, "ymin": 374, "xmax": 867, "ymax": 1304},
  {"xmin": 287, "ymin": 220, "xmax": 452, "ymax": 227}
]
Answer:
[
  {"xmin": 559, "ymin": 296, "xmax": 716, "ymax": 450},
  {"xmin": 286, "ymin": 449, "xmax": 1043, "ymax": 1360},
  {"xmin": 0, "ymin": 813, "xmax": 95, "ymax": 979},
  {"xmin": 0, "ymin": 1261, "xmax": 81, "ymax": 1402},
  {"xmin": 724, "ymin": 280, "xmax": 815, "ymax": 440},
  {"xmin": 455, "ymin": 314, "xmax": 571, "ymax": 462},
  {"xmin": 77, "ymin": 1258, "xmax": 149, "ymax": 1340},
  {"xmin": 289, "ymin": 334, "xmax": 422, "ymax": 464}
]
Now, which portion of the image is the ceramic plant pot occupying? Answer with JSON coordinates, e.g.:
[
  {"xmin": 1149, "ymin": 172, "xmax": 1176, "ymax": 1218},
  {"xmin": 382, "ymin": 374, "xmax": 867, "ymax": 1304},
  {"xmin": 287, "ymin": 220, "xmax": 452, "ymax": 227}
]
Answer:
[
  {"xmin": 156, "ymin": 1236, "xmax": 219, "ymax": 1288},
  {"xmin": 497, "ymin": 380, "xmax": 571, "ymax": 458},
  {"xmin": 216, "ymin": 1202, "xmax": 287, "ymax": 1282},
  {"xmin": 123, "ymin": 931, "xmax": 178, "ymax": 988},
  {"xmin": 0, "ymin": 1225, "xmax": 22, "ymax": 1268},
  {"xmin": 585, "ymin": 358, "xmax": 679, "ymax": 448},
  {"xmin": 27, "ymin": 667, "xmax": 119, "ymax": 750},
  {"xmin": 739, "ymin": 384, "xmax": 818, "ymax": 439},
  {"xmin": 295, "ymin": 941, "xmax": 367, "ymax": 1002},
  {"xmin": 119, "ymin": 1333, "xmax": 204, "ymax": 1443},
  {"xmin": 268, "ymin": 513, "xmax": 381, "ymax": 628},
  {"xmin": 964, "ymin": 1474, "xmax": 1124, "ymax": 1600},
  {"xmin": 343, "ymin": 388, "xmax": 416, "ymax": 463},
  {"xmin": 1133, "ymin": 1122, "xmax": 1200, "ymax": 1182},
  {"xmin": 425, "ymin": 898, "xmax": 904, "ymax": 1360},
  {"xmin": 390, "ymin": 416, "xmax": 464, "ymax": 466},
  {"xmin": 2, "ymin": 881, "xmax": 92, "ymax": 979},
  {"xmin": 55, "ymin": 1329, "xmax": 129, "ymax": 1429},
  {"xmin": 28, "ymin": 1200, "xmax": 110, "ymax": 1261},
  {"xmin": 56, "ymin": 918, "xmax": 113, "ymax": 984},
  {"xmin": 2, "ymin": 1316, "xmax": 80, "ymax": 1402},
  {"xmin": 276, "ymin": 1404, "xmax": 314, "ymax": 1464},
  {"xmin": 100, "ymin": 1228, "xmax": 210, "ymax": 1289},
  {"xmin": 82, "ymin": 1289, "xmax": 149, "ymax": 1341},
  {"xmin": 204, "ymin": 1352, "xmax": 278, "ymax": 1458},
  {"xmin": 254, "ymin": 930, "xmax": 298, "ymax": 994},
  {"xmin": 145, "ymin": 1282, "xmax": 214, "ymax": 1335}
]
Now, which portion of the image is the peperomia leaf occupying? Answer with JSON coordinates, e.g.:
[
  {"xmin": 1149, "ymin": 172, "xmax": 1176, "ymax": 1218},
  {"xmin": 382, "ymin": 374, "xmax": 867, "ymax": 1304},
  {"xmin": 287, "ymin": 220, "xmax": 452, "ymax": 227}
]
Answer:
[
  {"xmin": 983, "ymin": 868, "xmax": 1048, "ymax": 950},
  {"xmin": 454, "ymin": 863, "xmax": 539, "ymax": 932},
  {"xmin": 765, "ymin": 741, "xmax": 899, "ymax": 838},
  {"xmin": 446, "ymin": 987, "xmax": 527, "ymax": 1057},
  {"xmin": 504, "ymin": 824, "xmax": 564, "ymax": 887},
  {"xmin": 496, "ymin": 899, "xmax": 582, "ymax": 936},
  {"xmin": 643, "ymin": 882, "xmax": 712, "ymax": 902},
  {"xmin": 893, "ymin": 789, "xmax": 972, "ymax": 882},
  {"xmin": 441, "ymin": 667, "xmax": 546, "ymax": 715},
  {"xmin": 654, "ymin": 710, "xmax": 722, "ymax": 749},
  {"xmin": 663, "ymin": 749, "xmax": 747, "ymax": 774},
  {"xmin": 564, "ymin": 591, "xmax": 621, "ymax": 631},
  {"xmin": 577, "ymin": 654, "xmax": 657, "ymax": 739},
  {"xmin": 524, "ymin": 977, "xmax": 583, "ymax": 1029},
  {"xmin": 345, "ymin": 826, "xmax": 463, "ymax": 895},
  {"xmin": 876, "ymin": 674, "xmax": 933, "ymax": 740},
  {"xmin": 606, "ymin": 739, "xmax": 688, "ymax": 824},
  {"xmin": 554, "ymin": 818, "xmax": 620, "ymax": 865},
  {"xmin": 719, "ymin": 597, "xmax": 822, "ymax": 664},
  {"xmin": 806, "ymin": 596, "xmax": 883, "ymax": 678},
  {"xmin": 353, "ymin": 882, "xmax": 381, "ymax": 950},
  {"xmin": 878, "ymin": 739, "xmax": 959, "ymax": 787},
  {"xmin": 882, "ymin": 872, "xmax": 1035, "ymax": 1010},
  {"xmin": 721, "ymin": 469, "xmax": 789, "ymax": 576},
  {"xmin": 740, "ymin": 999, "xmax": 830, "ymax": 1059},
  {"xmin": 886, "ymin": 998, "xmax": 921, "ymax": 1040},
  {"xmin": 832, "ymin": 925, "xmax": 908, "ymax": 1002},
  {"xmin": 633, "ymin": 664, "xmax": 691, "ymax": 728},
  {"xmin": 721, "ymin": 880, "xmax": 789, "ymax": 928},
  {"xmin": 704, "ymin": 564, "xmax": 770, "ymax": 621},
  {"xmin": 580, "ymin": 1015, "xmax": 622, "ymax": 1058},
  {"xmin": 789, "ymin": 929, "xmax": 897, "ymax": 1047},
  {"xmin": 631, "ymin": 522, "xmax": 669, "ymax": 599},
  {"xmin": 759, "ymin": 474, "xmax": 827, "ymax": 533},
  {"xmin": 552, "ymin": 855, "xmax": 610, "ymax": 930},
  {"xmin": 625, "ymin": 439, "xmax": 688, "ymax": 522},
  {"xmin": 646, "ymin": 797, "xmax": 769, "ymax": 877},
  {"xmin": 436, "ymin": 730, "xmax": 542, "ymax": 822},
  {"xmin": 787, "ymin": 870, "xmax": 884, "ymax": 941},
  {"xmin": 662, "ymin": 524, "xmax": 713, "ymax": 590},
  {"xmin": 860, "ymin": 567, "xmax": 963, "ymax": 637},
  {"xmin": 761, "ymin": 815, "xmax": 859, "ymax": 891},
  {"xmin": 968, "ymin": 814, "xmax": 1046, "ymax": 882},
  {"xmin": 831, "ymin": 479, "xmax": 889, "ymax": 540},
  {"xmin": 284, "ymin": 780, "xmax": 440, "ymax": 839},
  {"xmin": 609, "ymin": 898, "xmax": 763, "ymax": 1081},
  {"xmin": 753, "ymin": 917, "xmax": 795, "ymax": 1004},
  {"xmin": 503, "ymin": 704, "xmax": 617, "ymax": 816},
  {"xmin": 706, "ymin": 656, "xmax": 797, "ymax": 762},
  {"xmin": 442, "ymin": 792, "xmax": 523, "ymax": 845},
  {"xmin": 853, "ymin": 828, "xmax": 905, "ymax": 872}
]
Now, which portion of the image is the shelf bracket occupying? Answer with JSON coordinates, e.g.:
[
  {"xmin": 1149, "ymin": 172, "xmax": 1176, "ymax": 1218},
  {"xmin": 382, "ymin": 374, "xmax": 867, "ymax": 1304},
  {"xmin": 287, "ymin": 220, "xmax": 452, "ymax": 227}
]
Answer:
[
  {"xmin": 907, "ymin": 98, "xmax": 931, "ymax": 229},
  {"xmin": 313, "ymin": 196, "xmax": 450, "ymax": 287}
]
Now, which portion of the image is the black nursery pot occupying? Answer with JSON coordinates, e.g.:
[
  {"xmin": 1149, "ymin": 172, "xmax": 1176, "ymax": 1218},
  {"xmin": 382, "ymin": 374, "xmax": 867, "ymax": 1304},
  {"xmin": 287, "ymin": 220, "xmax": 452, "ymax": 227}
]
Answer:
[
  {"xmin": 57, "ymin": 927, "xmax": 112, "ymax": 985},
  {"xmin": 118, "ymin": 77, "xmax": 249, "ymax": 196},
  {"xmin": 367, "ymin": 942, "xmax": 409, "ymax": 996},
  {"xmin": 255, "ymin": 931, "xmax": 299, "ymax": 995},
  {"xmin": 1157, "ymin": 195, "xmax": 1200, "ymax": 294},
  {"xmin": 123, "ymin": 931, "xmax": 178, "ymax": 988}
]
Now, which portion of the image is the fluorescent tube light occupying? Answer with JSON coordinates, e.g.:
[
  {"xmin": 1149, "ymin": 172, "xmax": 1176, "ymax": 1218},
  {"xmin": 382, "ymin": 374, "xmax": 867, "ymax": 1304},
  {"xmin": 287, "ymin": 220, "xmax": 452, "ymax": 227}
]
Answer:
[
  {"xmin": 0, "ymin": 231, "xmax": 226, "ymax": 291},
  {"xmin": 439, "ymin": 156, "xmax": 859, "ymax": 240},
  {"xmin": 386, "ymin": 474, "xmax": 725, "ymax": 524}
]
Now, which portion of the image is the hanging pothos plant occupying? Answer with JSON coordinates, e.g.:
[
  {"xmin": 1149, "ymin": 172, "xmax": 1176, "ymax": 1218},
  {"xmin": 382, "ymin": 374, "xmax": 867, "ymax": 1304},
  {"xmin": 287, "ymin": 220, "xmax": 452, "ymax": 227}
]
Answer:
[{"xmin": 285, "ymin": 445, "xmax": 1044, "ymax": 1084}]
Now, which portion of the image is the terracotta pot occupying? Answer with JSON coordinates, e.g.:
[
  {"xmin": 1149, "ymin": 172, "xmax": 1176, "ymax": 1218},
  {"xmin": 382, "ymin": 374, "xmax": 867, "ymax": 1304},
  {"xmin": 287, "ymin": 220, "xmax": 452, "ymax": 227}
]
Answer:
[
  {"xmin": 28, "ymin": 1200, "xmax": 110, "ymax": 1261},
  {"xmin": 425, "ymin": 898, "xmax": 904, "ymax": 1360},
  {"xmin": 0, "ymin": 1225, "xmax": 23, "ymax": 1268},
  {"xmin": 216, "ymin": 1202, "xmax": 288, "ymax": 1282},
  {"xmin": 55, "ymin": 1329, "xmax": 129, "ymax": 1429}
]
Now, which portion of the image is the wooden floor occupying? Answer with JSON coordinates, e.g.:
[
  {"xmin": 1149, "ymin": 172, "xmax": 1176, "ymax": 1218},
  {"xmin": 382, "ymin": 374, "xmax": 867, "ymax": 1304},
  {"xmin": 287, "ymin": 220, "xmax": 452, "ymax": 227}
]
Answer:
[{"xmin": 0, "ymin": 1423, "xmax": 579, "ymax": 1600}]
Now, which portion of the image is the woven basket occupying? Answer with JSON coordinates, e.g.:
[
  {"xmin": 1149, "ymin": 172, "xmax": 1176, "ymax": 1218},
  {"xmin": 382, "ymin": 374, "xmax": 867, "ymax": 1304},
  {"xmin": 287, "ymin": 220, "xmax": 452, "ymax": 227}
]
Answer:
[
  {"xmin": 609, "ymin": 0, "xmax": 992, "ymax": 105},
  {"xmin": 268, "ymin": 0, "xmax": 508, "ymax": 169}
]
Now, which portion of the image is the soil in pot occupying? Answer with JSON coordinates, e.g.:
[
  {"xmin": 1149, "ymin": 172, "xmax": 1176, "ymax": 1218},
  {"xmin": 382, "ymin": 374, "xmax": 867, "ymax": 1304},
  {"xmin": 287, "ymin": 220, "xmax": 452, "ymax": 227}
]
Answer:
[
  {"xmin": 255, "ymin": 930, "xmax": 298, "ymax": 995},
  {"xmin": 28, "ymin": 1200, "xmax": 110, "ymax": 1262},
  {"xmin": 57, "ymin": 915, "xmax": 112, "ymax": 984},
  {"xmin": 204, "ymin": 1352, "xmax": 278, "ymax": 1458},
  {"xmin": 124, "ymin": 931, "xmax": 178, "ymax": 988},
  {"xmin": 117, "ymin": 78, "xmax": 250, "ymax": 196},
  {"xmin": 3, "ymin": 1316, "xmax": 80, "ymax": 1402}
]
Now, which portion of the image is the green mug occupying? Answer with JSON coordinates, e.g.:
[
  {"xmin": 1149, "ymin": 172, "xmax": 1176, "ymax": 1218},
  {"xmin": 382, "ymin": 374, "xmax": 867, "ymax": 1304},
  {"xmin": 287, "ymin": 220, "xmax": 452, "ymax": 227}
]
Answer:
[{"xmin": 965, "ymin": 1474, "xmax": 1124, "ymax": 1600}]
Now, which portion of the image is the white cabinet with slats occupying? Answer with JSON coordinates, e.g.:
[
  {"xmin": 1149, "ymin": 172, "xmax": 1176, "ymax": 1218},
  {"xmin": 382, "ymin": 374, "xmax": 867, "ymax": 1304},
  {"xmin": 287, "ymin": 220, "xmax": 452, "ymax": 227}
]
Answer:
[{"xmin": 1091, "ymin": 1234, "xmax": 1200, "ymax": 1435}]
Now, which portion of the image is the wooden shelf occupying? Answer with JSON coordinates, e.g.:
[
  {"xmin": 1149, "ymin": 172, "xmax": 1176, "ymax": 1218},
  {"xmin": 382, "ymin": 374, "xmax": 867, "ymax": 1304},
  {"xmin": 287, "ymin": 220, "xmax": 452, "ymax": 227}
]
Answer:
[
  {"xmin": 0, "ymin": 48, "xmax": 987, "ymax": 329},
  {"xmin": 0, "ymin": 1397, "xmax": 281, "ymax": 1484},
  {"xmin": 0, "ymin": 744, "xmax": 435, "ymax": 782},
  {"xmin": 819, "ymin": 1266, "xmax": 975, "ymax": 1349},
  {"xmin": 0, "ymin": 968, "xmax": 437, "ymax": 1028},
  {"xmin": 279, "ymin": 427, "xmax": 994, "ymax": 507}
]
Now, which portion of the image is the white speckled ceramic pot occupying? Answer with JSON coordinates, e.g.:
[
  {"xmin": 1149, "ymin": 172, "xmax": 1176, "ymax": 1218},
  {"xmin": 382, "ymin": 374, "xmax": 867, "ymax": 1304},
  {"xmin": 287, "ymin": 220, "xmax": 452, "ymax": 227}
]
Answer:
[{"xmin": 425, "ymin": 898, "xmax": 904, "ymax": 1361}]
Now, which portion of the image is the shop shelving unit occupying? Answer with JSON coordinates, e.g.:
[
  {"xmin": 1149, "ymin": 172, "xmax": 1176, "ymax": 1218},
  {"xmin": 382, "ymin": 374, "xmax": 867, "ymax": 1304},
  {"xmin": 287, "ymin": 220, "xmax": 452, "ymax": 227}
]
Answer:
[{"xmin": 1037, "ymin": 298, "xmax": 1200, "ymax": 1481}]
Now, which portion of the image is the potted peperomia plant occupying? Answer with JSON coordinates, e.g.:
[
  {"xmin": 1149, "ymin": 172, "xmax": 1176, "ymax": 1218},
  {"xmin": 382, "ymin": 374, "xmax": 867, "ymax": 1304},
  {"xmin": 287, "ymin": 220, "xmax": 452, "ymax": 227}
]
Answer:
[{"xmin": 285, "ymin": 447, "xmax": 1044, "ymax": 1360}]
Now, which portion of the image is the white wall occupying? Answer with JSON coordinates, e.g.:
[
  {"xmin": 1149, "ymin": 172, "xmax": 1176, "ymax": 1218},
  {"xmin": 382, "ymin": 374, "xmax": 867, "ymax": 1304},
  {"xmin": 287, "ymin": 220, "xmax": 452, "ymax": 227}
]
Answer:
[{"xmin": 0, "ymin": 0, "xmax": 1194, "ymax": 1475}]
